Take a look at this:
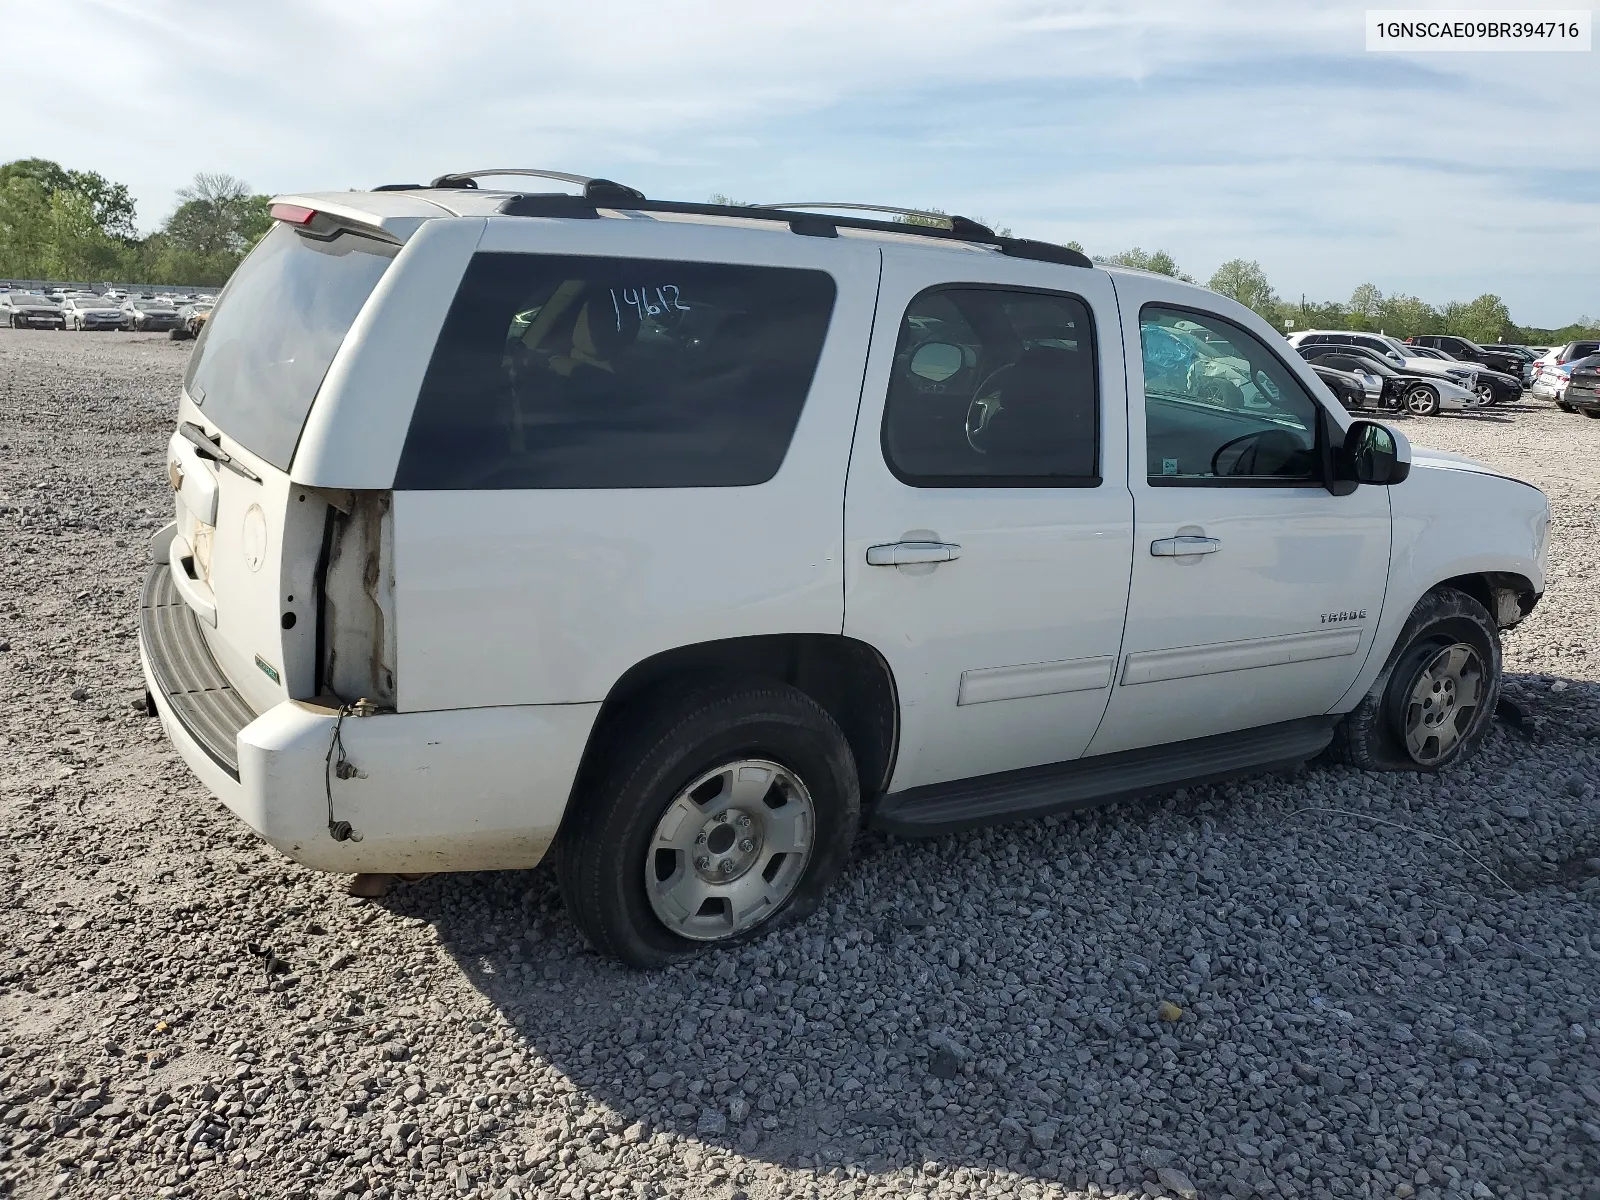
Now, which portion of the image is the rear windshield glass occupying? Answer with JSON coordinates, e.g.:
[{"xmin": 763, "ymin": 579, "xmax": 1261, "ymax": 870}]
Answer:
[
  {"xmin": 396, "ymin": 253, "xmax": 837, "ymax": 490},
  {"xmin": 184, "ymin": 223, "xmax": 396, "ymax": 470}
]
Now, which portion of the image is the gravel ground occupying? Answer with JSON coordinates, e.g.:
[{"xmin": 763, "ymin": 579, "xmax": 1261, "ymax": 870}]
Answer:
[{"xmin": 2, "ymin": 328, "xmax": 1597, "ymax": 1200}]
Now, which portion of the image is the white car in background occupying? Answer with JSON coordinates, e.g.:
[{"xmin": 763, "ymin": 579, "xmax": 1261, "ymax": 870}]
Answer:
[{"xmin": 139, "ymin": 171, "xmax": 1550, "ymax": 966}]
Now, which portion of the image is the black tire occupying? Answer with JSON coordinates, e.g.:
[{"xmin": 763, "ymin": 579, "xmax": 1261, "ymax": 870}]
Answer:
[
  {"xmin": 1325, "ymin": 587, "xmax": 1500, "ymax": 772},
  {"xmin": 168, "ymin": 327, "xmax": 185, "ymax": 341},
  {"xmin": 1584, "ymin": 410, "xmax": 1600, "ymax": 420},
  {"xmin": 1557, "ymin": 401, "xmax": 1575, "ymax": 413},
  {"xmin": 557, "ymin": 680, "xmax": 860, "ymax": 968}
]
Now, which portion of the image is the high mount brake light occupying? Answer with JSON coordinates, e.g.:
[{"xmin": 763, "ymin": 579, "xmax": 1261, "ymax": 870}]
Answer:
[{"xmin": 270, "ymin": 203, "xmax": 317, "ymax": 225}]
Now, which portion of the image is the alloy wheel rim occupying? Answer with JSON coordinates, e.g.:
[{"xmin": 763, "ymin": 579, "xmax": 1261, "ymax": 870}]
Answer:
[
  {"xmin": 1473, "ymin": 383, "xmax": 1493, "ymax": 405},
  {"xmin": 1405, "ymin": 386, "xmax": 1435, "ymax": 414},
  {"xmin": 644, "ymin": 758, "xmax": 815, "ymax": 942},
  {"xmin": 1402, "ymin": 642, "xmax": 1484, "ymax": 765}
]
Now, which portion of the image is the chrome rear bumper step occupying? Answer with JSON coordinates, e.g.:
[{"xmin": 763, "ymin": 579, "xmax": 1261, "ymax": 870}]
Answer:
[{"xmin": 138, "ymin": 566, "xmax": 256, "ymax": 779}]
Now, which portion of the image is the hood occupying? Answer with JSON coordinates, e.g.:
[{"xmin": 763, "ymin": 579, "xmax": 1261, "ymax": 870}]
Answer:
[{"xmin": 1411, "ymin": 446, "xmax": 1539, "ymax": 490}]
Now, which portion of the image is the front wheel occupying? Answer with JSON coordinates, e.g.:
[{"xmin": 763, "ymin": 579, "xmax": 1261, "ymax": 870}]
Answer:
[
  {"xmin": 1584, "ymin": 410, "xmax": 1600, "ymax": 420},
  {"xmin": 557, "ymin": 681, "xmax": 860, "ymax": 968},
  {"xmin": 1472, "ymin": 382, "xmax": 1494, "ymax": 406},
  {"xmin": 1557, "ymin": 401, "xmax": 1575, "ymax": 413},
  {"xmin": 1325, "ymin": 588, "xmax": 1500, "ymax": 772}
]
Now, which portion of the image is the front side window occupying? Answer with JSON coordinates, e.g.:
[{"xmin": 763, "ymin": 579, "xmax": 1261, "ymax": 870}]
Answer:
[
  {"xmin": 1140, "ymin": 306, "xmax": 1324, "ymax": 485},
  {"xmin": 880, "ymin": 287, "xmax": 1098, "ymax": 486},
  {"xmin": 396, "ymin": 254, "xmax": 836, "ymax": 490}
]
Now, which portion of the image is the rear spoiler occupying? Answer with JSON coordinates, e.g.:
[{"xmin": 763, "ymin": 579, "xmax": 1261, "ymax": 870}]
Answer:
[{"xmin": 269, "ymin": 192, "xmax": 452, "ymax": 245}]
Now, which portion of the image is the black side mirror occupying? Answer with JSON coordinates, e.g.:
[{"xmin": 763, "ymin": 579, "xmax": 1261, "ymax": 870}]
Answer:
[{"xmin": 1338, "ymin": 419, "xmax": 1410, "ymax": 486}]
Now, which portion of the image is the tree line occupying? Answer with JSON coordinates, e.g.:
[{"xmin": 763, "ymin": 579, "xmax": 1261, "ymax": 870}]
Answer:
[
  {"xmin": 1076, "ymin": 244, "xmax": 1597, "ymax": 346},
  {"xmin": 0, "ymin": 158, "xmax": 272, "ymax": 287}
]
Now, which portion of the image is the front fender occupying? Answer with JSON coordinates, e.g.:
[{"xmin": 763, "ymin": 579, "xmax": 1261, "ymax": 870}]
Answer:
[{"xmin": 1332, "ymin": 462, "xmax": 1547, "ymax": 712}]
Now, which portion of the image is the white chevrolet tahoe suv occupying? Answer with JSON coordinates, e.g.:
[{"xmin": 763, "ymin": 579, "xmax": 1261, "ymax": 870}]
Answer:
[{"xmin": 139, "ymin": 170, "xmax": 1551, "ymax": 967}]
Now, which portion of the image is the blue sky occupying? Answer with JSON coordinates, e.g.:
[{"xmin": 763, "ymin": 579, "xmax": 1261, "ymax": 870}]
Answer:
[{"xmin": 8, "ymin": 0, "xmax": 1595, "ymax": 326}]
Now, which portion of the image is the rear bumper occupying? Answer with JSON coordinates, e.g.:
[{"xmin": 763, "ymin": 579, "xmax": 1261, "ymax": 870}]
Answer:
[{"xmin": 138, "ymin": 565, "xmax": 600, "ymax": 873}]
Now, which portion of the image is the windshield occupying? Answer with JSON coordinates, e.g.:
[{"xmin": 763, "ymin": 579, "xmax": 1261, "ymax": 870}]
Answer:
[
  {"xmin": 132, "ymin": 300, "xmax": 172, "ymax": 311},
  {"xmin": 184, "ymin": 222, "xmax": 397, "ymax": 470},
  {"xmin": 11, "ymin": 294, "xmax": 55, "ymax": 306}
]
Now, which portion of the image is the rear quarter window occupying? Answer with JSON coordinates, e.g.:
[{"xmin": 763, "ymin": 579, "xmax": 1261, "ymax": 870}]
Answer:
[{"xmin": 395, "ymin": 254, "xmax": 837, "ymax": 490}]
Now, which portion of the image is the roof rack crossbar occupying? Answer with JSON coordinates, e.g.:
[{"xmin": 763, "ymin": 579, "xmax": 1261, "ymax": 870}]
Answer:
[{"xmin": 429, "ymin": 169, "xmax": 645, "ymax": 203}]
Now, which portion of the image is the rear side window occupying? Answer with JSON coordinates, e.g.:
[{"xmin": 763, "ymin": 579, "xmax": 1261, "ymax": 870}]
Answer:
[
  {"xmin": 184, "ymin": 223, "xmax": 397, "ymax": 470},
  {"xmin": 396, "ymin": 254, "xmax": 837, "ymax": 490},
  {"xmin": 880, "ymin": 287, "xmax": 1098, "ymax": 486}
]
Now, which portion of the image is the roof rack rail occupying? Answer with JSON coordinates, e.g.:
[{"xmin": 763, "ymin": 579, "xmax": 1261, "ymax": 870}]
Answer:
[
  {"xmin": 427, "ymin": 169, "xmax": 645, "ymax": 204},
  {"xmin": 753, "ymin": 202, "xmax": 995, "ymax": 239},
  {"xmin": 396, "ymin": 172, "xmax": 1092, "ymax": 269}
]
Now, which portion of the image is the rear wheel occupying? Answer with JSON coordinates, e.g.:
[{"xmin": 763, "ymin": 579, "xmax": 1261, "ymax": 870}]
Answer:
[
  {"xmin": 557, "ymin": 680, "xmax": 859, "ymax": 968},
  {"xmin": 1404, "ymin": 384, "xmax": 1441, "ymax": 416},
  {"xmin": 1584, "ymin": 410, "xmax": 1600, "ymax": 420},
  {"xmin": 1325, "ymin": 588, "xmax": 1500, "ymax": 772},
  {"xmin": 1557, "ymin": 400, "xmax": 1575, "ymax": 413}
]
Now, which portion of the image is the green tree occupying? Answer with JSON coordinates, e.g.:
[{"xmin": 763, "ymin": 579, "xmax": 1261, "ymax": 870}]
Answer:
[
  {"xmin": 1348, "ymin": 283, "xmax": 1382, "ymax": 321},
  {"xmin": 1098, "ymin": 247, "xmax": 1193, "ymax": 282},
  {"xmin": 1376, "ymin": 293, "xmax": 1437, "ymax": 338},
  {"xmin": 0, "ymin": 157, "xmax": 137, "ymax": 240},
  {"xmin": 1207, "ymin": 259, "xmax": 1278, "ymax": 318},
  {"xmin": 1449, "ymin": 293, "xmax": 1514, "ymax": 345},
  {"xmin": 163, "ymin": 172, "xmax": 270, "ymax": 258},
  {"xmin": 0, "ymin": 174, "xmax": 52, "ymax": 277}
]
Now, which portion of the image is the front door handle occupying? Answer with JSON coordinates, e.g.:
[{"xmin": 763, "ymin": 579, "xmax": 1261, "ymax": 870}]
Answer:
[
  {"xmin": 866, "ymin": 540, "xmax": 962, "ymax": 566},
  {"xmin": 1150, "ymin": 535, "xmax": 1221, "ymax": 557}
]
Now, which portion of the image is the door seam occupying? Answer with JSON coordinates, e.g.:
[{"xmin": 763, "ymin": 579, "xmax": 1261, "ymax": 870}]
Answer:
[{"xmin": 1083, "ymin": 270, "xmax": 1138, "ymax": 752}]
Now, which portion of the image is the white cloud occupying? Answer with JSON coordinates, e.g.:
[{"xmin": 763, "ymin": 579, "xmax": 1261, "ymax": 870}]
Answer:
[{"xmin": 10, "ymin": 0, "xmax": 1596, "ymax": 323}]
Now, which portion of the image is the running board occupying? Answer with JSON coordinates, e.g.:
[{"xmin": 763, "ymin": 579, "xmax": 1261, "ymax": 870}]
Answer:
[{"xmin": 869, "ymin": 717, "xmax": 1336, "ymax": 837}]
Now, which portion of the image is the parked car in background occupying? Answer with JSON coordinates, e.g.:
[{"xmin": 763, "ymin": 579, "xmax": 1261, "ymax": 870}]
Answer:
[
  {"xmin": 168, "ymin": 300, "xmax": 214, "ymax": 340},
  {"xmin": 1308, "ymin": 362, "xmax": 1369, "ymax": 411},
  {"xmin": 1484, "ymin": 345, "xmax": 1538, "ymax": 383},
  {"xmin": 1, "ymin": 291, "xmax": 65, "ymax": 329},
  {"xmin": 59, "ymin": 295, "xmax": 128, "ymax": 330},
  {"xmin": 1296, "ymin": 345, "xmax": 1476, "ymax": 415},
  {"xmin": 1532, "ymin": 363, "xmax": 1574, "ymax": 405},
  {"xmin": 1401, "ymin": 345, "xmax": 1521, "ymax": 405},
  {"xmin": 121, "ymin": 298, "xmax": 181, "ymax": 332},
  {"xmin": 1405, "ymin": 334, "xmax": 1523, "ymax": 379},
  {"xmin": 1289, "ymin": 329, "xmax": 1409, "ymax": 364},
  {"xmin": 1548, "ymin": 340, "xmax": 1600, "ymax": 369},
  {"xmin": 1563, "ymin": 355, "xmax": 1600, "ymax": 419}
]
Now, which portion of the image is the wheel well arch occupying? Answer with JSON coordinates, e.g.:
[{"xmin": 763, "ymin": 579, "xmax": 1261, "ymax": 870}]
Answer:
[
  {"xmin": 575, "ymin": 634, "xmax": 900, "ymax": 801},
  {"xmin": 1435, "ymin": 571, "xmax": 1540, "ymax": 628}
]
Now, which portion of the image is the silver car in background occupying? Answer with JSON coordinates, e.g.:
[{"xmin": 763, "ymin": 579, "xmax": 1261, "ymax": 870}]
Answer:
[{"xmin": 59, "ymin": 295, "xmax": 128, "ymax": 330}]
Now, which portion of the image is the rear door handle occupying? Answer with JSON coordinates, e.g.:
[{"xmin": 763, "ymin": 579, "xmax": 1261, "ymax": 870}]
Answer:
[
  {"xmin": 1150, "ymin": 535, "xmax": 1221, "ymax": 556},
  {"xmin": 866, "ymin": 541, "xmax": 962, "ymax": 566}
]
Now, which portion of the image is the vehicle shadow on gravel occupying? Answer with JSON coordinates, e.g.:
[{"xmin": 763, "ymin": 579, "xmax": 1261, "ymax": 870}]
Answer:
[{"xmin": 370, "ymin": 672, "xmax": 1600, "ymax": 1198}]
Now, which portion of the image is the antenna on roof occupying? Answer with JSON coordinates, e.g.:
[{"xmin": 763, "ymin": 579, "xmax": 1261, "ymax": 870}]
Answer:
[
  {"xmin": 753, "ymin": 202, "xmax": 994, "ymax": 239},
  {"xmin": 428, "ymin": 169, "xmax": 645, "ymax": 204}
]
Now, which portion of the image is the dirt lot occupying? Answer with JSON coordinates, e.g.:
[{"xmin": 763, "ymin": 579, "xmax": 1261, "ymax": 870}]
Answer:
[{"xmin": 1, "ymin": 328, "xmax": 1597, "ymax": 1200}]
